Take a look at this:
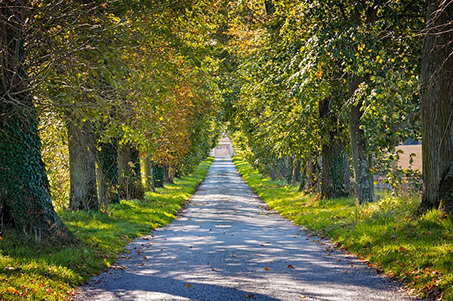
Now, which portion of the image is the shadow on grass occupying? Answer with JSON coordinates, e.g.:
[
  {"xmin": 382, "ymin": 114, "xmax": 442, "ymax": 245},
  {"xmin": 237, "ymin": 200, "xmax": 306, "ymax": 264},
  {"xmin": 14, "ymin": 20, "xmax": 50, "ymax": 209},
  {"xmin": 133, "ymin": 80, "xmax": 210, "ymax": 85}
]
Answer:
[
  {"xmin": 232, "ymin": 156, "xmax": 453, "ymax": 299},
  {"xmin": 0, "ymin": 158, "xmax": 213, "ymax": 300}
]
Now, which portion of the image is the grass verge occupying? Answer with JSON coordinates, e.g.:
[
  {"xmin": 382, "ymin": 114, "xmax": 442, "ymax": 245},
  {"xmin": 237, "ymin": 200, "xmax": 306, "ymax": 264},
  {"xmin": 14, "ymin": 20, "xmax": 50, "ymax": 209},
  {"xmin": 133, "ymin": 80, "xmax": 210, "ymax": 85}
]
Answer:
[
  {"xmin": 0, "ymin": 157, "xmax": 213, "ymax": 300},
  {"xmin": 233, "ymin": 156, "xmax": 453, "ymax": 300}
]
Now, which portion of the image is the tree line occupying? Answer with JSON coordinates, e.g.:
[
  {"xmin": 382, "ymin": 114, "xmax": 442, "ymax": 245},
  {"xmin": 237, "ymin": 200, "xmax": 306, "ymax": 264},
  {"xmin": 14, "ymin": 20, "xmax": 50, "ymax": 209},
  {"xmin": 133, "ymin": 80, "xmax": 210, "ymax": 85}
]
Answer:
[
  {"xmin": 218, "ymin": 0, "xmax": 452, "ymax": 213},
  {"xmin": 1, "ymin": 0, "xmax": 452, "ymax": 243},
  {"xmin": 0, "ymin": 0, "xmax": 221, "ymax": 242}
]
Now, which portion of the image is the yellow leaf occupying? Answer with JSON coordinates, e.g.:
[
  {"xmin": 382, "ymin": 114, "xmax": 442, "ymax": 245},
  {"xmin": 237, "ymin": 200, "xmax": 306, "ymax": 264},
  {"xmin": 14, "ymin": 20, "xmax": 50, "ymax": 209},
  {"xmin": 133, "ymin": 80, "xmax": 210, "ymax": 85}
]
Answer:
[
  {"xmin": 7, "ymin": 287, "xmax": 18, "ymax": 294},
  {"xmin": 315, "ymin": 70, "xmax": 323, "ymax": 79}
]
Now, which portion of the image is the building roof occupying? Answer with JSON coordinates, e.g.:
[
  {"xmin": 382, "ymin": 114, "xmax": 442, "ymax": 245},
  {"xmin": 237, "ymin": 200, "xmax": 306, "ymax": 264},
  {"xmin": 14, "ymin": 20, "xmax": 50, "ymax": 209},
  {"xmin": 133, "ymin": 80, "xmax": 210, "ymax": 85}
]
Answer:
[{"xmin": 219, "ymin": 136, "xmax": 232, "ymax": 144}]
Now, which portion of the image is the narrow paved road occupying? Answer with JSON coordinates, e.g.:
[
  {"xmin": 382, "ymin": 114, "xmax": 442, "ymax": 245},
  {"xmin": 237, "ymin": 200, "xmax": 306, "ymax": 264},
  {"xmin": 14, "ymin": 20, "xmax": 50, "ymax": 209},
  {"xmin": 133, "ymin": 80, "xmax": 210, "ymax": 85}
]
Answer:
[{"xmin": 78, "ymin": 157, "xmax": 416, "ymax": 301}]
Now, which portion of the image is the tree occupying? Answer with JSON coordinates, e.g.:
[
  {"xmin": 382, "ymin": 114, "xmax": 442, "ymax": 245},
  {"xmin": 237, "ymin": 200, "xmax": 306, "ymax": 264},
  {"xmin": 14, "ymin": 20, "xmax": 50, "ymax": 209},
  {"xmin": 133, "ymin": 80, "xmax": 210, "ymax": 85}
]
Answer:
[
  {"xmin": 67, "ymin": 117, "xmax": 99, "ymax": 211},
  {"xmin": 118, "ymin": 143, "xmax": 144, "ymax": 200},
  {"xmin": 0, "ymin": 1, "xmax": 74, "ymax": 241},
  {"xmin": 419, "ymin": 0, "xmax": 453, "ymax": 213},
  {"xmin": 319, "ymin": 96, "xmax": 350, "ymax": 198}
]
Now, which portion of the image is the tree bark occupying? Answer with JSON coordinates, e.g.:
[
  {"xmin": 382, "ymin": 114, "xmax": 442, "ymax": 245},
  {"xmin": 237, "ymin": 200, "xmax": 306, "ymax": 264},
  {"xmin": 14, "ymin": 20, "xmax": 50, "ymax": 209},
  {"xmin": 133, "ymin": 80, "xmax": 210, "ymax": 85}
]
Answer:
[
  {"xmin": 118, "ymin": 143, "xmax": 144, "ymax": 200},
  {"xmin": 163, "ymin": 165, "xmax": 174, "ymax": 184},
  {"xmin": 292, "ymin": 158, "xmax": 301, "ymax": 184},
  {"xmin": 303, "ymin": 156, "xmax": 315, "ymax": 193},
  {"xmin": 143, "ymin": 155, "xmax": 155, "ymax": 192},
  {"xmin": 98, "ymin": 139, "xmax": 119, "ymax": 205},
  {"xmin": 118, "ymin": 143, "xmax": 132, "ymax": 200},
  {"xmin": 67, "ymin": 118, "xmax": 99, "ymax": 211},
  {"xmin": 348, "ymin": 75, "xmax": 374, "ymax": 203},
  {"xmin": 343, "ymin": 151, "xmax": 351, "ymax": 194},
  {"xmin": 152, "ymin": 163, "xmax": 165, "ymax": 188},
  {"xmin": 319, "ymin": 97, "xmax": 349, "ymax": 199},
  {"xmin": 0, "ymin": 1, "xmax": 74, "ymax": 242},
  {"xmin": 419, "ymin": 0, "xmax": 453, "ymax": 213},
  {"xmin": 130, "ymin": 146, "xmax": 144, "ymax": 198},
  {"xmin": 321, "ymin": 142, "xmax": 348, "ymax": 198}
]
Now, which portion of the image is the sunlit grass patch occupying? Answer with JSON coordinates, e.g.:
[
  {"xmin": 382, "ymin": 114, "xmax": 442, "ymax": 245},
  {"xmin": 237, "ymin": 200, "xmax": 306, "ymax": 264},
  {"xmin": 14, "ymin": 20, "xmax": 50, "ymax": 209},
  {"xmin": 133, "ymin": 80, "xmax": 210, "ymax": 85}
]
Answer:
[
  {"xmin": 0, "ymin": 157, "xmax": 213, "ymax": 300},
  {"xmin": 233, "ymin": 156, "xmax": 453, "ymax": 300}
]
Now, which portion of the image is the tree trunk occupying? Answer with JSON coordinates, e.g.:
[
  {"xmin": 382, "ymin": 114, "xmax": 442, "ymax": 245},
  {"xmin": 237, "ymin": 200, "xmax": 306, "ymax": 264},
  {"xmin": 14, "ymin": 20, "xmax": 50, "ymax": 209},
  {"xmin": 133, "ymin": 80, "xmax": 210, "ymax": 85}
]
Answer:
[
  {"xmin": 303, "ymin": 156, "xmax": 315, "ymax": 193},
  {"xmin": 419, "ymin": 0, "xmax": 453, "ymax": 213},
  {"xmin": 118, "ymin": 143, "xmax": 144, "ymax": 200},
  {"xmin": 319, "ymin": 97, "xmax": 349, "ymax": 199},
  {"xmin": 152, "ymin": 164, "xmax": 165, "ymax": 188},
  {"xmin": 143, "ymin": 155, "xmax": 155, "ymax": 192},
  {"xmin": 67, "ymin": 119, "xmax": 99, "ymax": 211},
  {"xmin": 130, "ymin": 146, "xmax": 144, "ymax": 198},
  {"xmin": 98, "ymin": 139, "xmax": 119, "ymax": 205},
  {"xmin": 321, "ymin": 142, "xmax": 348, "ymax": 198},
  {"xmin": 118, "ymin": 143, "xmax": 132, "ymax": 200},
  {"xmin": 343, "ymin": 151, "xmax": 351, "ymax": 194},
  {"xmin": 0, "ymin": 1, "xmax": 74, "ymax": 242},
  {"xmin": 348, "ymin": 75, "xmax": 374, "ymax": 203},
  {"xmin": 286, "ymin": 157, "xmax": 293, "ymax": 184},
  {"xmin": 163, "ymin": 165, "xmax": 174, "ymax": 184},
  {"xmin": 292, "ymin": 158, "xmax": 301, "ymax": 184}
]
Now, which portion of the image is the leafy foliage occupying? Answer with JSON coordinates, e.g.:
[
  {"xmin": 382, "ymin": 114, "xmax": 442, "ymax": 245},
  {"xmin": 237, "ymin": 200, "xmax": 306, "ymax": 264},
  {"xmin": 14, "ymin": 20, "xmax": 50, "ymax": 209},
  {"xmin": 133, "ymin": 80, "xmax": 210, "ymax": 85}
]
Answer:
[{"xmin": 218, "ymin": 0, "xmax": 424, "ymax": 197}]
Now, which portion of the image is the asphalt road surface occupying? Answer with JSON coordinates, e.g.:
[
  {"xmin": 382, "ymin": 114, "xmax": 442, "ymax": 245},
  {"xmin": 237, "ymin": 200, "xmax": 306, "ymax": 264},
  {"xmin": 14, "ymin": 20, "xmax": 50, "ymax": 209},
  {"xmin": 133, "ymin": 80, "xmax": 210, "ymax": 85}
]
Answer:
[{"xmin": 77, "ymin": 156, "xmax": 417, "ymax": 301}]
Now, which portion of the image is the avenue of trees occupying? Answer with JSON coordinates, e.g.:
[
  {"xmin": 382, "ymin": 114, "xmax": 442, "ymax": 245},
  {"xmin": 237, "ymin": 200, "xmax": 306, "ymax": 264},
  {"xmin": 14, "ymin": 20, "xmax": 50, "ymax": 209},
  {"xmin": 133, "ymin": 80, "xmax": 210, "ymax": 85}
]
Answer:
[
  {"xmin": 0, "ymin": 0, "xmax": 452, "ymax": 242},
  {"xmin": 219, "ymin": 0, "xmax": 452, "ymax": 211},
  {"xmin": 0, "ymin": 0, "xmax": 221, "ymax": 241}
]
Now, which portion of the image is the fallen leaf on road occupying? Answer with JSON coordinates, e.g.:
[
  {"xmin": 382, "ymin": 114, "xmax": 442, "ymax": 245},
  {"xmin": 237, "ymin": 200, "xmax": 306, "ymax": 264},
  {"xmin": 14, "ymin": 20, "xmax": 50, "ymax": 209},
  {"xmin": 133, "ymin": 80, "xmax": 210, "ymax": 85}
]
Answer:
[
  {"xmin": 264, "ymin": 267, "xmax": 270, "ymax": 271},
  {"xmin": 246, "ymin": 293, "xmax": 255, "ymax": 299},
  {"xmin": 288, "ymin": 264, "xmax": 295, "ymax": 269},
  {"xmin": 185, "ymin": 284, "xmax": 191, "ymax": 288},
  {"xmin": 110, "ymin": 265, "xmax": 127, "ymax": 270}
]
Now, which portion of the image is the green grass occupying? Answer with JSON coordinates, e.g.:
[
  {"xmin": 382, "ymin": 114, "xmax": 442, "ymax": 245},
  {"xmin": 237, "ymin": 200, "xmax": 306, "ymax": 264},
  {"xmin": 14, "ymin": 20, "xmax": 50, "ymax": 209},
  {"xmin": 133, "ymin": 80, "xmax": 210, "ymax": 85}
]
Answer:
[
  {"xmin": 0, "ymin": 157, "xmax": 213, "ymax": 300},
  {"xmin": 233, "ymin": 156, "xmax": 453, "ymax": 300}
]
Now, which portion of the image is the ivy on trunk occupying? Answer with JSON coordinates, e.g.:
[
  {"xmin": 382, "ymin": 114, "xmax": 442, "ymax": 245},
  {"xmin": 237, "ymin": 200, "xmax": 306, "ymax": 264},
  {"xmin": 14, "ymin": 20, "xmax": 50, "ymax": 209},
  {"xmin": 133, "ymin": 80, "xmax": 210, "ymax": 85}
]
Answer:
[{"xmin": 0, "ymin": 1, "xmax": 74, "ymax": 242}]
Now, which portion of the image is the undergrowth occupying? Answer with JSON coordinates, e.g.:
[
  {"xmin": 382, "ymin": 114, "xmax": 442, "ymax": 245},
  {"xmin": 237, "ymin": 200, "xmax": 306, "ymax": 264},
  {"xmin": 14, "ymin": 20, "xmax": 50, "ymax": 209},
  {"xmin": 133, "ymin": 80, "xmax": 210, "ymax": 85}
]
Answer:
[
  {"xmin": 233, "ymin": 156, "xmax": 453, "ymax": 300},
  {"xmin": 0, "ymin": 157, "xmax": 213, "ymax": 300}
]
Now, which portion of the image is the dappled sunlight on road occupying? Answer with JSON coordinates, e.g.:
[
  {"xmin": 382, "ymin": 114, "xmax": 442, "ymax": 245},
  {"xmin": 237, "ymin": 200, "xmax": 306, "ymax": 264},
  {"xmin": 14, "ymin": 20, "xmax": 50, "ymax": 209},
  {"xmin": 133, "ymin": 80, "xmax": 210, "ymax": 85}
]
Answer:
[{"xmin": 78, "ymin": 157, "xmax": 416, "ymax": 301}]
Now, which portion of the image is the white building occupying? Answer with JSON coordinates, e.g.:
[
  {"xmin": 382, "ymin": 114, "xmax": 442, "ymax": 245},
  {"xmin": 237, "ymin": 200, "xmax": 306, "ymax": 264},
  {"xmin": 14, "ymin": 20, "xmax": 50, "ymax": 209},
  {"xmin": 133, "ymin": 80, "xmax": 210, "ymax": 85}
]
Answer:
[{"xmin": 210, "ymin": 135, "xmax": 234, "ymax": 157}]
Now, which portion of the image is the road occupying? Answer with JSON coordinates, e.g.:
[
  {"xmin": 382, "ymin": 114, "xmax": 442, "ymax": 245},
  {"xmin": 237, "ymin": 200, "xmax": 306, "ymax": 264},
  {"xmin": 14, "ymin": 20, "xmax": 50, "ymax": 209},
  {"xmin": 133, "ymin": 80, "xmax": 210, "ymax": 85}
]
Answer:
[{"xmin": 77, "ymin": 156, "xmax": 417, "ymax": 301}]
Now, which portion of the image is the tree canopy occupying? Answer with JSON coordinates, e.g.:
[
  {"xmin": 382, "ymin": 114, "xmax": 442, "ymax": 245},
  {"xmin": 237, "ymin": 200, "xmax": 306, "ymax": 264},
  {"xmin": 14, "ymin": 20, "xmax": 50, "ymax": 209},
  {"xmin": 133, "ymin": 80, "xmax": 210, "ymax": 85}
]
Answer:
[{"xmin": 1, "ymin": 0, "xmax": 452, "ymax": 241}]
